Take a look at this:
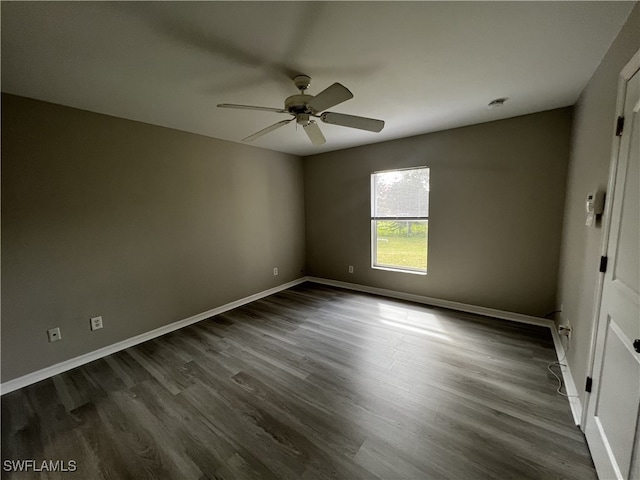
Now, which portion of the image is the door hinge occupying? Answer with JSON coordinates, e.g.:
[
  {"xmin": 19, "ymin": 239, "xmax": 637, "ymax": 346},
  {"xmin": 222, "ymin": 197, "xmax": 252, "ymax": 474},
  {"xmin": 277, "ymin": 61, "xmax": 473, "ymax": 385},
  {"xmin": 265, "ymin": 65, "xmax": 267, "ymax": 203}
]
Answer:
[
  {"xmin": 585, "ymin": 376, "xmax": 593, "ymax": 393},
  {"xmin": 599, "ymin": 256, "xmax": 608, "ymax": 273},
  {"xmin": 616, "ymin": 116, "xmax": 625, "ymax": 136}
]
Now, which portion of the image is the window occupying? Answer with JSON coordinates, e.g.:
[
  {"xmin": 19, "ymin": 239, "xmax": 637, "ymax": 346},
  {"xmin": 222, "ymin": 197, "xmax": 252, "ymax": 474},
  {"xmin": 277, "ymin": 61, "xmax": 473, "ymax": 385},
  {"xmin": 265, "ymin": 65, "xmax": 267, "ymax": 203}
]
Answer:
[{"xmin": 371, "ymin": 167, "xmax": 429, "ymax": 274}]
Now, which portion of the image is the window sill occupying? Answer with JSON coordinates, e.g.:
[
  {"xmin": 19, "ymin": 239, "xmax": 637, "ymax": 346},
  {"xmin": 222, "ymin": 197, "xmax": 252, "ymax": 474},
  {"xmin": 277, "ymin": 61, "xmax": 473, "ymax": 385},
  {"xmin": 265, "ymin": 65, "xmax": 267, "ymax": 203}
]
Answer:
[{"xmin": 372, "ymin": 265, "xmax": 427, "ymax": 276}]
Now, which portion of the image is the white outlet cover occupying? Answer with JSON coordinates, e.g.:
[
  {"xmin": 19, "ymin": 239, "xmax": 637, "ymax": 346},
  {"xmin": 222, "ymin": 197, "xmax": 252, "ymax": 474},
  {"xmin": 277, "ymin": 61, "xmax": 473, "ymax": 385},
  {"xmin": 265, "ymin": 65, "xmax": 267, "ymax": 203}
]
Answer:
[
  {"xmin": 47, "ymin": 327, "xmax": 61, "ymax": 342},
  {"xmin": 90, "ymin": 316, "xmax": 103, "ymax": 331}
]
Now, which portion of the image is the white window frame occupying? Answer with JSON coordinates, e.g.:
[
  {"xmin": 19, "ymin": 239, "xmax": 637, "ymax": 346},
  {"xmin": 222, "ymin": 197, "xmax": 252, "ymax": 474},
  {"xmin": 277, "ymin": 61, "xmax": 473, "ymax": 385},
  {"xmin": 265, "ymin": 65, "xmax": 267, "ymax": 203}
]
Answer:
[{"xmin": 370, "ymin": 166, "xmax": 429, "ymax": 275}]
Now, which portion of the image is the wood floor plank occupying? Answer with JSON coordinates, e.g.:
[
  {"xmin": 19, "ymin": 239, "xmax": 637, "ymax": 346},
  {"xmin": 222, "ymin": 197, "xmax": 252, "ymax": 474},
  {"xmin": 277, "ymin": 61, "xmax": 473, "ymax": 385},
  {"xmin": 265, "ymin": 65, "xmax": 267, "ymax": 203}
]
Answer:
[{"xmin": 1, "ymin": 283, "xmax": 596, "ymax": 479}]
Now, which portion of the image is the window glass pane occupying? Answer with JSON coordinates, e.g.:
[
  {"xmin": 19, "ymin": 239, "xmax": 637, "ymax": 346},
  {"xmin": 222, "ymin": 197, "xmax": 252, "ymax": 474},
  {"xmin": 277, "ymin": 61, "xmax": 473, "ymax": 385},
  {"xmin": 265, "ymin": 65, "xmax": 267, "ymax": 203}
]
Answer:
[
  {"xmin": 374, "ymin": 168, "xmax": 429, "ymax": 217},
  {"xmin": 374, "ymin": 220, "xmax": 428, "ymax": 270}
]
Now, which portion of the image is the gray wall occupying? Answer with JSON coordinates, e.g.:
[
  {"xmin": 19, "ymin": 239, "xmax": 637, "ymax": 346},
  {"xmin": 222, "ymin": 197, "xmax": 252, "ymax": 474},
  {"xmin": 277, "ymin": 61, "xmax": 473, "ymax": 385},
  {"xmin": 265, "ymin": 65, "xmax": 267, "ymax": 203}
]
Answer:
[
  {"xmin": 304, "ymin": 108, "xmax": 572, "ymax": 317},
  {"xmin": 557, "ymin": 3, "xmax": 640, "ymax": 408},
  {"xmin": 1, "ymin": 94, "xmax": 306, "ymax": 381}
]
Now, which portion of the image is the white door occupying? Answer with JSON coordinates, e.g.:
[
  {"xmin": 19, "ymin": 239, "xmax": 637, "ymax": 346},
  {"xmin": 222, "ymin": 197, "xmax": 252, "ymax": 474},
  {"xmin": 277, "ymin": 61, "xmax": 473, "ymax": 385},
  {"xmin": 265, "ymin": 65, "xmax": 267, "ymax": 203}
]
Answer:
[{"xmin": 584, "ymin": 57, "xmax": 640, "ymax": 480}]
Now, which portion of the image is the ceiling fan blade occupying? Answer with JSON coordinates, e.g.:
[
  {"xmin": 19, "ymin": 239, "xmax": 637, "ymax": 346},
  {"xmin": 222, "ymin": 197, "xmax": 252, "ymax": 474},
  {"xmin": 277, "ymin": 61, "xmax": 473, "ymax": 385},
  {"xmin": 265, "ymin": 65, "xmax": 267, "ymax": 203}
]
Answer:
[
  {"xmin": 320, "ymin": 112, "xmax": 385, "ymax": 133},
  {"xmin": 303, "ymin": 121, "xmax": 326, "ymax": 146},
  {"xmin": 242, "ymin": 119, "xmax": 294, "ymax": 142},
  {"xmin": 218, "ymin": 103, "xmax": 289, "ymax": 114},
  {"xmin": 307, "ymin": 83, "xmax": 353, "ymax": 113}
]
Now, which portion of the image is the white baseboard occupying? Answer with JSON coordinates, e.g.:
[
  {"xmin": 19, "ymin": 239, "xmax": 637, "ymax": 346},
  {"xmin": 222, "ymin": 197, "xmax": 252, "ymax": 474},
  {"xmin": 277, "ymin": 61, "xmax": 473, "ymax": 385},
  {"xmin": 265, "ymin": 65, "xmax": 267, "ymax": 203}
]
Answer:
[
  {"xmin": 306, "ymin": 276, "xmax": 583, "ymax": 427},
  {"xmin": 306, "ymin": 276, "xmax": 555, "ymax": 328},
  {"xmin": 0, "ymin": 278, "xmax": 307, "ymax": 395}
]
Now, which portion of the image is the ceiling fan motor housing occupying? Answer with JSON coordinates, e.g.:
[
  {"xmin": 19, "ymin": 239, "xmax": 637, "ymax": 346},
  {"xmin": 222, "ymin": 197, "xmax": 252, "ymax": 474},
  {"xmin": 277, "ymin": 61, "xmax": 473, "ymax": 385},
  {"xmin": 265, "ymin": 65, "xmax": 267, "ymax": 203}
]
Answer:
[{"xmin": 285, "ymin": 94, "xmax": 313, "ymax": 114}]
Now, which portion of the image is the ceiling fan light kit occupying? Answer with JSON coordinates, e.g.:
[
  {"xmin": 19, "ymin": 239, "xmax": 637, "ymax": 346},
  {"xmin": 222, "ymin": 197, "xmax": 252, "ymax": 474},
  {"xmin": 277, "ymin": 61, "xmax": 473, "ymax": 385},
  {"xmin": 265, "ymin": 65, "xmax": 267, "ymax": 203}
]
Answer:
[{"xmin": 218, "ymin": 75, "xmax": 385, "ymax": 146}]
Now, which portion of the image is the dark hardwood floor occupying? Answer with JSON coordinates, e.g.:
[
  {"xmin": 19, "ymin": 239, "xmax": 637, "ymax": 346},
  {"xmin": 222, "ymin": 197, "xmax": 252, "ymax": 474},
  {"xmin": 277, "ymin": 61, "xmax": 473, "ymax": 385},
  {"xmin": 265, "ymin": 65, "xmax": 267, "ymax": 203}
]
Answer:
[{"xmin": 1, "ymin": 283, "xmax": 596, "ymax": 479}]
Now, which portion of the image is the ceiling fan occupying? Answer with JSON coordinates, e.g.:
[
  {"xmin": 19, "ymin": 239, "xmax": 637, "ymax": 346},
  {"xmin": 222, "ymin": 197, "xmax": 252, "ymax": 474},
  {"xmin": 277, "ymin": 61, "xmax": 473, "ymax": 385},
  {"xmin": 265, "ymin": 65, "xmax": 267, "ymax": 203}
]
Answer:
[{"xmin": 218, "ymin": 75, "xmax": 385, "ymax": 145}]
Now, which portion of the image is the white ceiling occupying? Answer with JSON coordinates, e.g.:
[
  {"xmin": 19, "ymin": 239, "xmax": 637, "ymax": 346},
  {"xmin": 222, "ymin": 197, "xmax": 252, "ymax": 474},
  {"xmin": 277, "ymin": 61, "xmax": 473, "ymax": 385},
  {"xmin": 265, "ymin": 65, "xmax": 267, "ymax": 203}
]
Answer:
[{"xmin": 1, "ymin": 1, "xmax": 635, "ymax": 156}]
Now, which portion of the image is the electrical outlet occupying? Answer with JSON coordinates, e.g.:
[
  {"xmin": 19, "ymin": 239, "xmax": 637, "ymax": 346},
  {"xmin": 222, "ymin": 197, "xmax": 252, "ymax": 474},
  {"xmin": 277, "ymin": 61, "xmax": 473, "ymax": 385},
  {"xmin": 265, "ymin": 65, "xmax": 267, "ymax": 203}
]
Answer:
[
  {"xmin": 348, "ymin": 266, "xmax": 354, "ymax": 273},
  {"xmin": 90, "ymin": 316, "xmax": 103, "ymax": 331},
  {"xmin": 558, "ymin": 323, "xmax": 572, "ymax": 341},
  {"xmin": 273, "ymin": 267, "xmax": 278, "ymax": 276},
  {"xmin": 47, "ymin": 327, "xmax": 62, "ymax": 342}
]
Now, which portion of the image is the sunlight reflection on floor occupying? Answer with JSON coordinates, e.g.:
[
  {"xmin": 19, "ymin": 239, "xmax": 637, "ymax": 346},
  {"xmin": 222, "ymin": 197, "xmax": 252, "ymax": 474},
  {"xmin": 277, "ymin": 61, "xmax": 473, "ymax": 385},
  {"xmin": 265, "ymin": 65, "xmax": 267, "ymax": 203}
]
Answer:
[
  {"xmin": 379, "ymin": 319, "xmax": 453, "ymax": 341},
  {"xmin": 376, "ymin": 302, "xmax": 453, "ymax": 341}
]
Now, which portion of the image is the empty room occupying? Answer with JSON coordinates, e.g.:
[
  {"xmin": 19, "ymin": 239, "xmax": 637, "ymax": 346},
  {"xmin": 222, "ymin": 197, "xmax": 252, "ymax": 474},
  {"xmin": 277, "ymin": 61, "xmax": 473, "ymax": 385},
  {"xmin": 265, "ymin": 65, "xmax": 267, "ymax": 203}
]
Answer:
[{"xmin": 2, "ymin": 2, "xmax": 639, "ymax": 479}]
